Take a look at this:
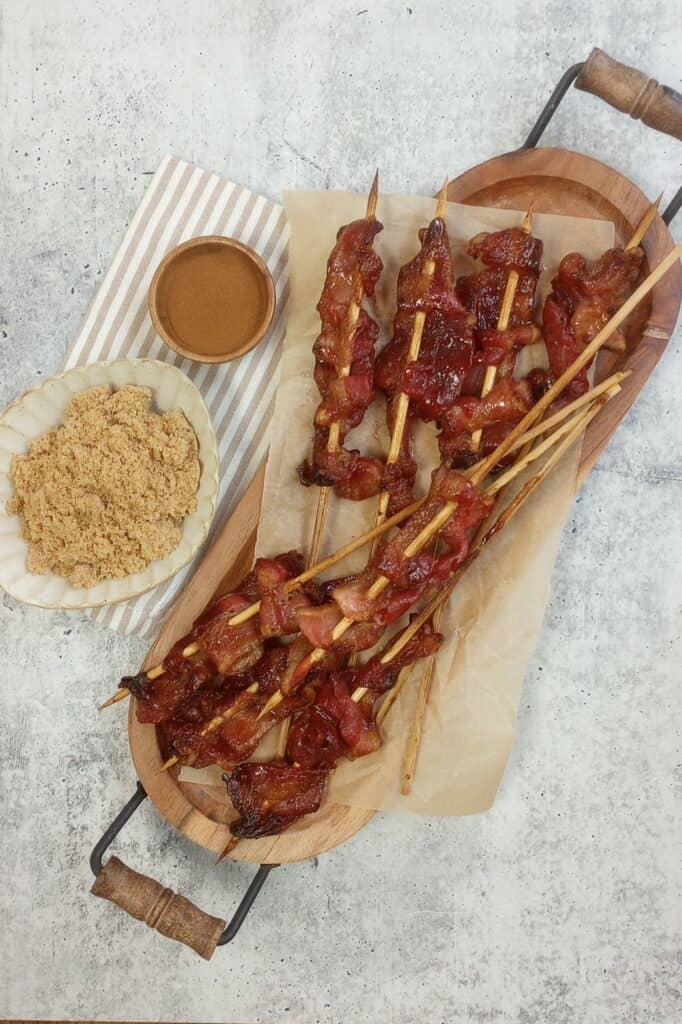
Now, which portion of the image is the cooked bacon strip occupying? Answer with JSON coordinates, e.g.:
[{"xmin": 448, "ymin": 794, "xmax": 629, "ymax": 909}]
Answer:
[
  {"xmin": 298, "ymin": 218, "xmax": 385, "ymax": 500},
  {"xmin": 125, "ymin": 656, "xmax": 218, "ymax": 726},
  {"xmin": 125, "ymin": 552, "xmax": 308, "ymax": 722},
  {"xmin": 164, "ymin": 683, "xmax": 316, "ymax": 770},
  {"xmin": 287, "ymin": 620, "xmax": 442, "ymax": 770},
  {"xmin": 226, "ymin": 763, "xmax": 329, "ymax": 839},
  {"xmin": 192, "ymin": 552, "xmax": 308, "ymax": 672},
  {"xmin": 294, "ymin": 468, "xmax": 493, "ymax": 654},
  {"xmin": 446, "ymin": 226, "xmax": 544, "ymax": 466},
  {"xmin": 287, "ymin": 675, "xmax": 380, "ymax": 768},
  {"xmin": 438, "ymin": 377, "xmax": 533, "ymax": 465},
  {"xmin": 375, "ymin": 217, "xmax": 474, "ymax": 512},
  {"xmin": 543, "ymin": 247, "xmax": 643, "ymax": 398},
  {"xmin": 458, "ymin": 227, "xmax": 543, "ymax": 331}
]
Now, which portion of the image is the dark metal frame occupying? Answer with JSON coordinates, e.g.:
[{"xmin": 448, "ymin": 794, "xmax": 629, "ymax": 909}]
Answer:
[
  {"xmin": 90, "ymin": 55, "xmax": 680, "ymax": 951},
  {"xmin": 89, "ymin": 782, "xmax": 277, "ymax": 945},
  {"xmin": 521, "ymin": 60, "xmax": 681, "ymax": 225}
]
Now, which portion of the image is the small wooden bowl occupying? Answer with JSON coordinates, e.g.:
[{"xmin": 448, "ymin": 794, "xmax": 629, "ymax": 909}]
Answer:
[{"xmin": 148, "ymin": 236, "xmax": 276, "ymax": 364}]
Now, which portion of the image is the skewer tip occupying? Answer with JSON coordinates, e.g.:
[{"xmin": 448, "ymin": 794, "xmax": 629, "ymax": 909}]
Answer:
[
  {"xmin": 626, "ymin": 194, "xmax": 665, "ymax": 250},
  {"xmin": 522, "ymin": 200, "xmax": 534, "ymax": 231},
  {"xmin": 216, "ymin": 835, "xmax": 240, "ymax": 863},
  {"xmin": 256, "ymin": 690, "xmax": 283, "ymax": 720},
  {"xmin": 366, "ymin": 170, "xmax": 380, "ymax": 220},
  {"xmin": 98, "ymin": 689, "xmax": 129, "ymax": 711},
  {"xmin": 435, "ymin": 176, "xmax": 449, "ymax": 219}
]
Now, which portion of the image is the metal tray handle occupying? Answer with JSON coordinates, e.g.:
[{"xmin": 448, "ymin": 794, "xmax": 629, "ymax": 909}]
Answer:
[{"xmin": 90, "ymin": 783, "xmax": 276, "ymax": 959}]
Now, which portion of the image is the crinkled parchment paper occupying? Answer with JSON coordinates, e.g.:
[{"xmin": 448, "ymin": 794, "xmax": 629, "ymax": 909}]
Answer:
[{"xmin": 183, "ymin": 191, "xmax": 613, "ymax": 817}]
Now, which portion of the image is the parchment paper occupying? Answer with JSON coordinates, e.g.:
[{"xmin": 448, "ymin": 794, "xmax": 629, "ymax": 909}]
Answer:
[{"xmin": 182, "ymin": 191, "xmax": 613, "ymax": 817}]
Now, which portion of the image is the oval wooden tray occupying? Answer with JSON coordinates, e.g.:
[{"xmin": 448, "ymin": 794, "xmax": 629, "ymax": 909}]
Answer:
[{"xmin": 130, "ymin": 147, "xmax": 681, "ymax": 865}]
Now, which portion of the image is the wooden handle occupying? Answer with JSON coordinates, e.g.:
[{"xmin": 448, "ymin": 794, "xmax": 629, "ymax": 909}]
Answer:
[
  {"xmin": 91, "ymin": 856, "xmax": 226, "ymax": 960},
  {"xmin": 576, "ymin": 48, "xmax": 682, "ymax": 141}
]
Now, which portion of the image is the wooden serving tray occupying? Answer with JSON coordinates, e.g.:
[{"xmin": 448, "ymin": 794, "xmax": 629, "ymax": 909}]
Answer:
[{"xmin": 129, "ymin": 147, "xmax": 681, "ymax": 866}]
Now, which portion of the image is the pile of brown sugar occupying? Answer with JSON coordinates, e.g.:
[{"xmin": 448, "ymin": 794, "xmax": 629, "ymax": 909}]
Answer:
[{"xmin": 8, "ymin": 385, "xmax": 200, "ymax": 588}]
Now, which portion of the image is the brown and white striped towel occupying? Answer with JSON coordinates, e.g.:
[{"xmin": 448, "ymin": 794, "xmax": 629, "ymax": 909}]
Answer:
[{"xmin": 63, "ymin": 156, "xmax": 289, "ymax": 637}]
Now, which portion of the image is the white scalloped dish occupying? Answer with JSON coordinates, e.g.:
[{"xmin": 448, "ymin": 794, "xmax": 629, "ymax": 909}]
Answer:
[{"xmin": 0, "ymin": 359, "xmax": 218, "ymax": 609}]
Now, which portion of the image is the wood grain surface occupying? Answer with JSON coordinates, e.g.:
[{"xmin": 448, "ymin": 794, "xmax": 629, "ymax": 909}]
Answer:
[{"xmin": 129, "ymin": 147, "xmax": 682, "ymax": 865}]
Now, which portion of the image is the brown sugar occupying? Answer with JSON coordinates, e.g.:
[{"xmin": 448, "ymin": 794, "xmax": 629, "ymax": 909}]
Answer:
[{"xmin": 7, "ymin": 385, "xmax": 200, "ymax": 588}]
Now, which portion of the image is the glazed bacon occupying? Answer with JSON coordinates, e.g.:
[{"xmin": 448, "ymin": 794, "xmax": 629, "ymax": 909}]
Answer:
[
  {"xmin": 543, "ymin": 246, "xmax": 643, "ymax": 398},
  {"xmin": 438, "ymin": 377, "xmax": 533, "ymax": 465},
  {"xmin": 124, "ymin": 655, "xmax": 218, "ymax": 726},
  {"xmin": 444, "ymin": 226, "xmax": 544, "ymax": 466},
  {"xmin": 375, "ymin": 217, "xmax": 475, "ymax": 512},
  {"xmin": 298, "ymin": 218, "xmax": 385, "ymax": 500},
  {"xmin": 186, "ymin": 551, "xmax": 308, "ymax": 674},
  {"xmin": 223, "ymin": 621, "xmax": 443, "ymax": 835},
  {"xmin": 288, "ymin": 621, "xmax": 442, "ymax": 770},
  {"xmin": 294, "ymin": 468, "xmax": 493, "ymax": 654},
  {"xmin": 124, "ymin": 551, "xmax": 309, "ymax": 723},
  {"xmin": 226, "ymin": 763, "xmax": 329, "ymax": 839},
  {"xmin": 163, "ymin": 682, "xmax": 316, "ymax": 770},
  {"xmin": 458, "ymin": 227, "xmax": 543, "ymax": 332}
]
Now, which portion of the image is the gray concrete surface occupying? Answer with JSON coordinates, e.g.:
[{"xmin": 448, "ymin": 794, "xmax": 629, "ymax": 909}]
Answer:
[{"xmin": 1, "ymin": 2, "xmax": 680, "ymax": 1021}]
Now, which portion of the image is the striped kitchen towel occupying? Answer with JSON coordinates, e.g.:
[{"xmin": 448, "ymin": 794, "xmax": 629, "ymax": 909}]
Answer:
[{"xmin": 63, "ymin": 155, "xmax": 289, "ymax": 637}]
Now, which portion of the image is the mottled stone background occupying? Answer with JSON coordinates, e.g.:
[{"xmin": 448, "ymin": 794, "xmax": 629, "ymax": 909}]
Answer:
[{"xmin": 1, "ymin": 2, "xmax": 680, "ymax": 1021}]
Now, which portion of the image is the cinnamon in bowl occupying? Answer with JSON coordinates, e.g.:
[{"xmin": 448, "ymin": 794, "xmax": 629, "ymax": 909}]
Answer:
[{"xmin": 149, "ymin": 236, "xmax": 276, "ymax": 363}]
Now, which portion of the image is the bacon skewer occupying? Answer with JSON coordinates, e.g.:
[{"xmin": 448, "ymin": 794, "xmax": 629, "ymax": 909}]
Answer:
[
  {"xmin": 274, "ymin": 181, "xmax": 451, "ymax": 755},
  {"xmin": 399, "ymin": 388, "xmax": 616, "ymax": 792},
  {"xmin": 540, "ymin": 199, "xmax": 659, "ymax": 401},
  {"xmin": 302, "ymin": 171, "xmax": 382, "ymax": 562},
  {"xmin": 399, "ymin": 202, "xmax": 667, "ymax": 792},
  {"xmin": 401, "ymin": 208, "xmax": 535, "ymax": 778},
  {"xmin": 469, "ymin": 205, "xmax": 534, "ymax": 453},
  {"xmin": 375, "ymin": 179, "xmax": 450, "ymax": 524}
]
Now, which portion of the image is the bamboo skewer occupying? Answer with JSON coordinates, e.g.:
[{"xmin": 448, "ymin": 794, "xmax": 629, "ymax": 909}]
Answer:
[
  {"xmin": 399, "ymin": 205, "xmax": 534, "ymax": 790},
  {"xmin": 375, "ymin": 179, "xmax": 449, "ymax": 527},
  {"xmin": 308, "ymin": 171, "xmax": 380, "ymax": 565},
  {"xmin": 470, "ymin": 204, "xmax": 534, "ymax": 453},
  {"xmin": 626, "ymin": 193, "xmax": 662, "ymax": 251}
]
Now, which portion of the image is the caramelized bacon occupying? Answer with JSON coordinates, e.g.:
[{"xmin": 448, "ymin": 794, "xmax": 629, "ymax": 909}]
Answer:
[
  {"xmin": 375, "ymin": 217, "xmax": 474, "ymax": 511},
  {"xmin": 125, "ymin": 658, "xmax": 218, "ymax": 726},
  {"xmin": 294, "ymin": 468, "xmax": 492, "ymax": 653},
  {"xmin": 226, "ymin": 763, "xmax": 329, "ymax": 838},
  {"xmin": 447, "ymin": 226, "xmax": 544, "ymax": 466},
  {"xmin": 124, "ymin": 551, "xmax": 308, "ymax": 723},
  {"xmin": 288, "ymin": 621, "xmax": 442, "ymax": 771},
  {"xmin": 543, "ymin": 247, "xmax": 643, "ymax": 398},
  {"xmin": 298, "ymin": 217, "xmax": 385, "ymax": 499}
]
